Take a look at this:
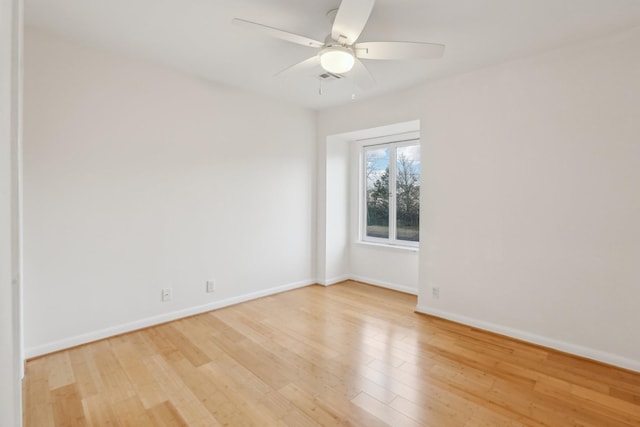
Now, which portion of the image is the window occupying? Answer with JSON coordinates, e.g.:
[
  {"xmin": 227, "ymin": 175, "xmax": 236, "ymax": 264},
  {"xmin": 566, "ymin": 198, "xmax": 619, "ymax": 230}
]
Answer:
[{"xmin": 362, "ymin": 137, "xmax": 420, "ymax": 247}]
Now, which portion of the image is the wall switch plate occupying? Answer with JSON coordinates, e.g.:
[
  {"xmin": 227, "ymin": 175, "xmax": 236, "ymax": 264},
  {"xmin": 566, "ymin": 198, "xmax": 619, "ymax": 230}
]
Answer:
[
  {"xmin": 161, "ymin": 288, "xmax": 172, "ymax": 302},
  {"xmin": 432, "ymin": 287, "xmax": 440, "ymax": 299},
  {"xmin": 206, "ymin": 281, "xmax": 215, "ymax": 293}
]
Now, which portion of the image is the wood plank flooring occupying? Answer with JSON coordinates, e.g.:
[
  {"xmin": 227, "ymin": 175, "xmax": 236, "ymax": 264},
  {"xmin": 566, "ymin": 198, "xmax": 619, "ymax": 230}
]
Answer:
[{"xmin": 23, "ymin": 281, "xmax": 640, "ymax": 426}]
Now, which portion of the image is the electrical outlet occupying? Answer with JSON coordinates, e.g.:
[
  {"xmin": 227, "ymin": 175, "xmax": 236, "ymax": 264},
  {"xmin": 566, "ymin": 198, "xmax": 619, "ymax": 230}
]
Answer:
[
  {"xmin": 432, "ymin": 287, "xmax": 440, "ymax": 299},
  {"xmin": 206, "ymin": 280, "xmax": 215, "ymax": 293},
  {"xmin": 161, "ymin": 288, "xmax": 172, "ymax": 302}
]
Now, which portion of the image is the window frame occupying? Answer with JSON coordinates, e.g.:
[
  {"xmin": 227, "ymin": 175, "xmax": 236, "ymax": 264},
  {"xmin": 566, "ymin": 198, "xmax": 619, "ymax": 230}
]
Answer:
[{"xmin": 359, "ymin": 133, "xmax": 420, "ymax": 249}]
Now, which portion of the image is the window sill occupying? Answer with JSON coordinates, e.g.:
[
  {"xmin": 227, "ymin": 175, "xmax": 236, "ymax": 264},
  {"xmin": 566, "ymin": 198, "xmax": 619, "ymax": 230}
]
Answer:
[{"xmin": 354, "ymin": 240, "xmax": 419, "ymax": 253}]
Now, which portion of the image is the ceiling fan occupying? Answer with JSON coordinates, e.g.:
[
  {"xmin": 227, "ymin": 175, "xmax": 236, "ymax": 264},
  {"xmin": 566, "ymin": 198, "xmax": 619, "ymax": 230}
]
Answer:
[{"xmin": 232, "ymin": 0, "xmax": 445, "ymax": 90}]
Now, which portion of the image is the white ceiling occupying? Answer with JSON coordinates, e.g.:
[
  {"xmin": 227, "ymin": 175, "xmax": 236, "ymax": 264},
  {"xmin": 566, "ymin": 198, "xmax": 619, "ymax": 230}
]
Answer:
[{"xmin": 25, "ymin": 0, "xmax": 640, "ymax": 110}]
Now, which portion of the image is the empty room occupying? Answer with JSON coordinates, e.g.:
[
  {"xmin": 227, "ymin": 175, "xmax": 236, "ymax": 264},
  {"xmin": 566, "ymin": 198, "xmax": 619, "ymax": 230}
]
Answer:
[{"xmin": 2, "ymin": 0, "xmax": 640, "ymax": 425}]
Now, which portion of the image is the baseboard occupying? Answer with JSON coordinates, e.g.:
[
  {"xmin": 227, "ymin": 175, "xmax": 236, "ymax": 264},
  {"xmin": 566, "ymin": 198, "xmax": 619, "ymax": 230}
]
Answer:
[
  {"xmin": 320, "ymin": 275, "xmax": 351, "ymax": 286},
  {"xmin": 350, "ymin": 275, "xmax": 418, "ymax": 295},
  {"xmin": 34, "ymin": 280, "xmax": 633, "ymax": 372},
  {"xmin": 320, "ymin": 274, "xmax": 418, "ymax": 295},
  {"xmin": 415, "ymin": 305, "xmax": 640, "ymax": 373},
  {"xmin": 25, "ymin": 279, "xmax": 314, "ymax": 359}
]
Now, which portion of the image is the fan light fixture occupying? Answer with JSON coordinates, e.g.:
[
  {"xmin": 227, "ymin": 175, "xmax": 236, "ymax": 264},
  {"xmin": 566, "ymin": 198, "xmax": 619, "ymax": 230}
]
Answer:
[
  {"xmin": 319, "ymin": 46, "xmax": 355, "ymax": 74},
  {"xmin": 233, "ymin": 0, "xmax": 446, "ymax": 92}
]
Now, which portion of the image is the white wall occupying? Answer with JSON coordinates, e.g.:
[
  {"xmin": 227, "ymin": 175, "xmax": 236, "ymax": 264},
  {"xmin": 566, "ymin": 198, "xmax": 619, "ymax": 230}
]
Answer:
[
  {"xmin": 0, "ymin": 0, "xmax": 22, "ymax": 425},
  {"xmin": 319, "ymin": 26, "xmax": 640, "ymax": 371},
  {"xmin": 322, "ymin": 136, "xmax": 350, "ymax": 284},
  {"xmin": 23, "ymin": 29, "xmax": 317, "ymax": 357},
  {"xmin": 349, "ymin": 244, "xmax": 418, "ymax": 294}
]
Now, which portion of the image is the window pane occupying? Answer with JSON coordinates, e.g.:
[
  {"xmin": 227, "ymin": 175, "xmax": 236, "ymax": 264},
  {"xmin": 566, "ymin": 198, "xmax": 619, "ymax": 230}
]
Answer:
[
  {"xmin": 396, "ymin": 145, "xmax": 420, "ymax": 242},
  {"xmin": 365, "ymin": 147, "xmax": 390, "ymax": 239}
]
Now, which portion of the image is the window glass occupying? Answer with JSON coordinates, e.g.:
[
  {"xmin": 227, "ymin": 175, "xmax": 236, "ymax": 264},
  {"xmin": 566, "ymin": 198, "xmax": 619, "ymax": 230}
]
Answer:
[
  {"xmin": 365, "ymin": 147, "xmax": 390, "ymax": 239},
  {"xmin": 396, "ymin": 145, "xmax": 420, "ymax": 242}
]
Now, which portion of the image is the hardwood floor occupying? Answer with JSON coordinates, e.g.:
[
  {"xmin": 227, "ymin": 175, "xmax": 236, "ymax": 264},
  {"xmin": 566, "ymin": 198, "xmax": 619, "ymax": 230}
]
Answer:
[{"xmin": 23, "ymin": 281, "xmax": 640, "ymax": 426}]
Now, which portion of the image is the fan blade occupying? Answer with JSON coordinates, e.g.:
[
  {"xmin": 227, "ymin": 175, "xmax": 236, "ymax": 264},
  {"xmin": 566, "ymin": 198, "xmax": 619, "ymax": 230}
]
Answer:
[
  {"xmin": 274, "ymin": 56, "xmax": 320, "ymax": 78},
  {"xmin": 331, "ymin": 0, "xmax": 375, "ymax": 45},
  {"xmin": 348, "ymin": 58, "xmax": 375, "ymax": 90},
  {"xmin": 233, "ymin": 18, "xmax": 324, "ymax": 49},
  {"xmin": 355, "ymin": 41, "xmax": 445, "ymax": 60}
]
